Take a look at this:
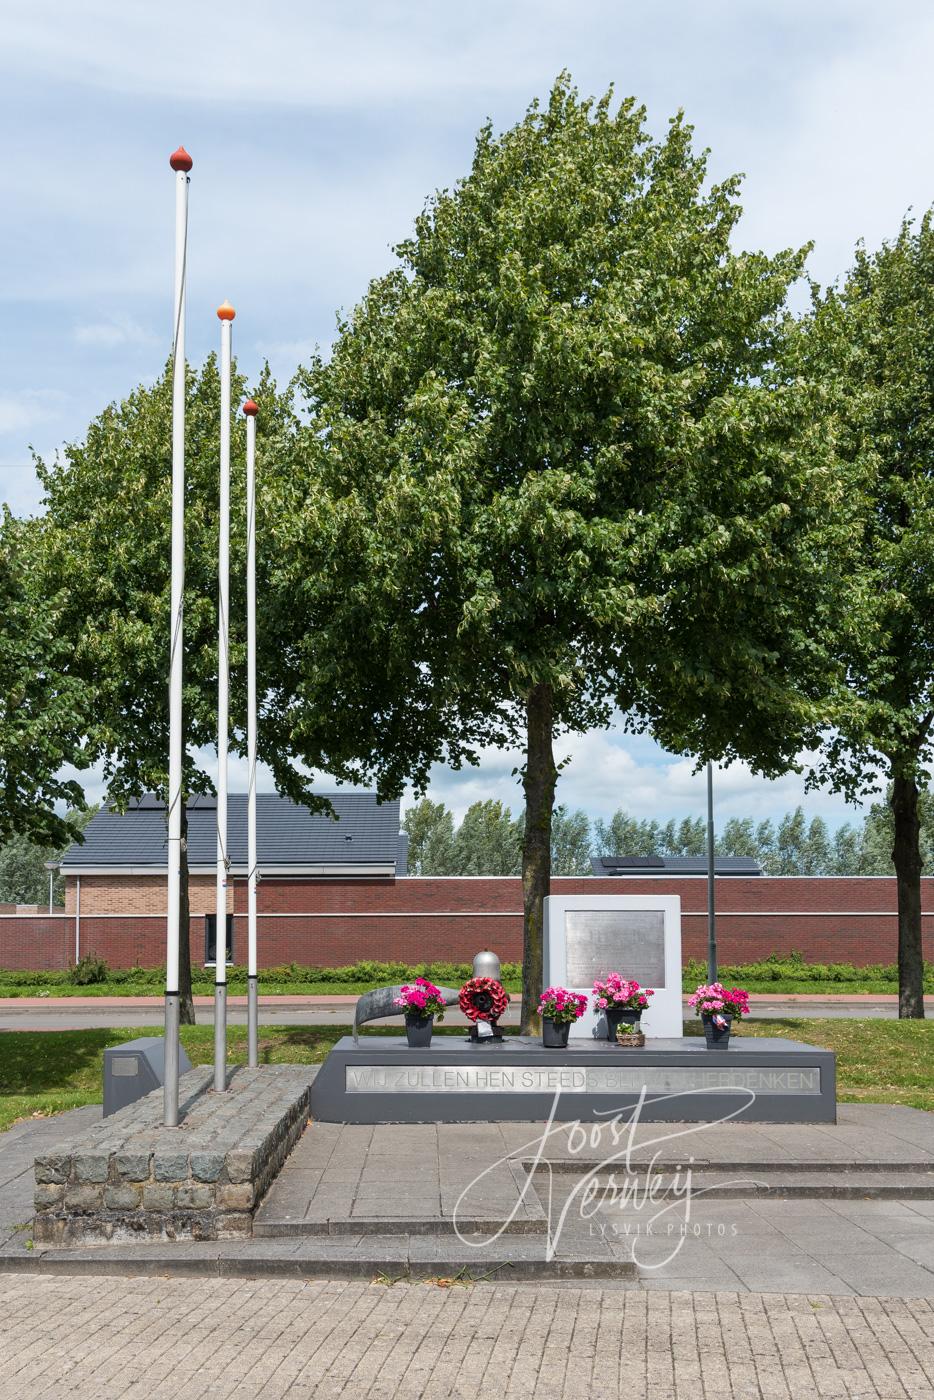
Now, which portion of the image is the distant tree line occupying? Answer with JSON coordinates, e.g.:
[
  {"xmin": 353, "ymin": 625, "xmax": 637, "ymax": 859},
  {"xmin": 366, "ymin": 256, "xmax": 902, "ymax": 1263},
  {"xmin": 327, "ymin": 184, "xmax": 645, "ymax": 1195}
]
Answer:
[
  {"xmin": 0, "ymin": 807, "xmax": 98, "ymax": 906},
  {"xmin": 403, "ymin": 792, "xmax": 934, "ymax": 878}
]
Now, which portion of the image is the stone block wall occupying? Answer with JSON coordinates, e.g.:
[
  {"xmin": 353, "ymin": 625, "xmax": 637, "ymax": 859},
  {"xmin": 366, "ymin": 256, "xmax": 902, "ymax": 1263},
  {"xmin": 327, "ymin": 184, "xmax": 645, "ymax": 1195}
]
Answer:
[{"xmin": 34, "ymin": 1066, "xmax": 310, "ymax": 1246}]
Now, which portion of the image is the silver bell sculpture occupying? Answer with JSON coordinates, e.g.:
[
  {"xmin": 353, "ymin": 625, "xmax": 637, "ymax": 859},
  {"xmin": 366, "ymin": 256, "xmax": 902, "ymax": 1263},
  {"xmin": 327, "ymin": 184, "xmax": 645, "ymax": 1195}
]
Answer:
[{"xmin": 472, "ymin": 950, "xmax": 501, "ymax": 981}]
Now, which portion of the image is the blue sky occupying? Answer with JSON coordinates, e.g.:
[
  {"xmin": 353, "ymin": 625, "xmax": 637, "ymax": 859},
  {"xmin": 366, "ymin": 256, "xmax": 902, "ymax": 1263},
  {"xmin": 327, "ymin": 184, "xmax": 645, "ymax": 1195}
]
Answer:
[{"xmin": 4, "ymin": 1, "xmax": 932, "ymax": 827}]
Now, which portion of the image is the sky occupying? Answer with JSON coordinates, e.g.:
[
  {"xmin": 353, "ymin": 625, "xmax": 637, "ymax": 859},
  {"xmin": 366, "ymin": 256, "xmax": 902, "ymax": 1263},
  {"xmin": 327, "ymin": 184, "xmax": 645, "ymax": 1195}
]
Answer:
[{"xmin": 4, "ymin": 0, "xmax": 933, "ymax": 829}]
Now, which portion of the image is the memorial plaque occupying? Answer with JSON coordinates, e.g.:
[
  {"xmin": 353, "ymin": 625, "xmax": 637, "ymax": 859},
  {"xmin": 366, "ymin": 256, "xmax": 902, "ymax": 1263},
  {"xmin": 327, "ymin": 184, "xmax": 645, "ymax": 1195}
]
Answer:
[
  {"xmin": 564, "ymin": 909, "xmax": 666, "ymax": 987},
  {"xmin": 345, "ymin": 1063, "xmax": 821, "ymax": 1096}
]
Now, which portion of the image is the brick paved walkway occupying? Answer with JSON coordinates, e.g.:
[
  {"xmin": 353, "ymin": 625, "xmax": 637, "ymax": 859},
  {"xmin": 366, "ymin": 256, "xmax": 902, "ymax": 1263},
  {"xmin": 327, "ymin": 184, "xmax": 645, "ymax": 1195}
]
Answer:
[{"xmin": 1, "ymin": 1273, "xmax": 933, "ymax": 1398}]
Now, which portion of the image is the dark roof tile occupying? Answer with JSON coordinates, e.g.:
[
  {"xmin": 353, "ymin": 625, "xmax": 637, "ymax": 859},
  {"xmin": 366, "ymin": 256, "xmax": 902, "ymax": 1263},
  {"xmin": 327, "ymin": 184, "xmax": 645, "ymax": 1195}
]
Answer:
[{"xmin": 60, "ymin": 793, "xmax": 402, "ymax": 870}]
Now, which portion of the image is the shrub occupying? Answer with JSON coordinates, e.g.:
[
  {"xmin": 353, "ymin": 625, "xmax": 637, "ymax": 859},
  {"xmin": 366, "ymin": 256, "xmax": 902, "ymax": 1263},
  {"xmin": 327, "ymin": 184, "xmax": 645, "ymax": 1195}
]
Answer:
[{"xmin": 68, "ymin": 955, "xmax": 109, "ymax": 986}]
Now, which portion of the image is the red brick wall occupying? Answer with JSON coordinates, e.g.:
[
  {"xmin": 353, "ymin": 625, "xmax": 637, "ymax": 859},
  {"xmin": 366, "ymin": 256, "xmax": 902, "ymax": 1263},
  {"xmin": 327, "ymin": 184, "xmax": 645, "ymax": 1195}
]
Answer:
[{"xmin": 5, "ymin": 874, "xmax": 934, "ymax": 970}]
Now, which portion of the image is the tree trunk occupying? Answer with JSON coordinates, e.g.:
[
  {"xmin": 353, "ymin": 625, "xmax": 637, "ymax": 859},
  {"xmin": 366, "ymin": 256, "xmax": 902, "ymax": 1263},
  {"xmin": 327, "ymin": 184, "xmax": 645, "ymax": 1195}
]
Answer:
[
  {"xmin": 520, "ymin": 683, "xmax": 557, "ymax": 1035},
  {"xmin": 891, "ymin": 773, "xmax": 925, "ymax": 1019},
  {"xmin": 178, "ymin": 803, "xmax": 196, "ymax": 1025}
]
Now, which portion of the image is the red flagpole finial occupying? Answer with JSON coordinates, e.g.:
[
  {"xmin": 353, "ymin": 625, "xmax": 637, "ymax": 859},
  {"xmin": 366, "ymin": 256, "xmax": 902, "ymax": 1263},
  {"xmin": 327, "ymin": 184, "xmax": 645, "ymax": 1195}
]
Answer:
[
  {"xmin": 217, "ymin": 301, "xmax": 236, "ymax": 321},
  {"xmin": 169, "ymin": 146, "xmax": 193, "ymax": 172},
  {"xmin": 242, "ymin": 400, "xmax": 259, "ymax": 416}
]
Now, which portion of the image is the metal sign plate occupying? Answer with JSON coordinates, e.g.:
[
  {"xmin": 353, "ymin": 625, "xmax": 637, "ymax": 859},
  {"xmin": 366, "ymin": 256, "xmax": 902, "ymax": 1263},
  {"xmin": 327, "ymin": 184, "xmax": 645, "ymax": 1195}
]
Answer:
[
  {"xmin": 345, "ymin": 1064, "xmax": 821, "ymax": 1095},
  {"xmin": 564, "ymin": 909, "xmax": 666, "ymax": 987}
]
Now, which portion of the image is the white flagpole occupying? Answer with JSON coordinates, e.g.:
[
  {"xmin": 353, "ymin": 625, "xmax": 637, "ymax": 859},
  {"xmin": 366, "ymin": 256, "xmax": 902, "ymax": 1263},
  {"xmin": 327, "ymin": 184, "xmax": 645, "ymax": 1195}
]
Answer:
[
  {"xmin": 243, "ymin": 398, "xmax": 259, "ymax": 1067},
  {"xmin": 215, "ymin": 299, "xmax": 235, "ymax": 1092},
  {"xmin": 165, "ymin": 144, "xmax": 192, "ymax": 1128}
]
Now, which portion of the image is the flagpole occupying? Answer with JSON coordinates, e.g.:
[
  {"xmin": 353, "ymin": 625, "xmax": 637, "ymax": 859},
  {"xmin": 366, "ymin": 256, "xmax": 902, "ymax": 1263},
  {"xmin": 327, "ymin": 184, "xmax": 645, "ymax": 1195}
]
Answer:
[
  {"xmin": 215, "ymin": 300, "xmax": 235, "ymax": 1093},
  {"xmin": 706, "ymin": 759, "xmax": 718, "ymax": 983},
  {"xmin": 165, "ymin": 144, "xmax": 192, "ymax": 1128},
  {"xmin": 243, "ymin": 398, "xmax": 259, "ymax": 1068}
]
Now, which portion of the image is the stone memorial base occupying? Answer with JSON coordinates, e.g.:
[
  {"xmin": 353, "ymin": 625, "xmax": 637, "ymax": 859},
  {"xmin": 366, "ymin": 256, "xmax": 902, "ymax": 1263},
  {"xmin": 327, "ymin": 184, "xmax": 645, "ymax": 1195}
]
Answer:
[
  {"xmin": 34, "ymin": 1065, "xmax": 310, "ymax": 1246},
  {"xmin": 310, "ymin": 1036, "xmax": 836, "ymax": 1125}
]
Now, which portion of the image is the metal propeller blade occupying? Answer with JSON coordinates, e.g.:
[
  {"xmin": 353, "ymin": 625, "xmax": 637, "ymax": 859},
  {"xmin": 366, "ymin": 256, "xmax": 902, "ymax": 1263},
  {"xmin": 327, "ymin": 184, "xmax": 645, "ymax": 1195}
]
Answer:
[{"xmin": 352, "ymin": 986, "xmax": 461, "ymax": 1043}]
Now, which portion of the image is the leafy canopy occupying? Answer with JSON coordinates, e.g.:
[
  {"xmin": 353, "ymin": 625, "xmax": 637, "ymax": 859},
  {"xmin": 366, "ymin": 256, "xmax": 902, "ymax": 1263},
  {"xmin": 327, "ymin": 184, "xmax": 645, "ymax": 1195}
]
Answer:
[
  {"xmin": 269, "ymin": 76, "xmax": 840, "ymax": 795},
  {"xmin": 37, "ymin": 359, "xmax": 304, "ymax": 810},
  {"xmin": 794, "ymin": 212, "xmax": 934, "ymax": 792},
  {"xmin": 0, "ymin": 511, "xmax": 92, "ymax": 846}
]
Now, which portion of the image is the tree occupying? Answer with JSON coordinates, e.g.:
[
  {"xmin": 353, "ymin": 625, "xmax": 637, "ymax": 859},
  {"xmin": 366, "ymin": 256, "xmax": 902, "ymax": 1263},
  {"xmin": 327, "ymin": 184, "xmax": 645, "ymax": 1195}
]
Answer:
[
  {"xmin": 270, "ymin": 78, "xmax": 839, "ymax": 1029},
  {"xmin": 0, "ymin": 512, "xmax": 92, "ymax": 848},
  {"xmin": 795, "ymin": 214, "xmax": 934, "ymax": 1015},
  {"xmin": 402, "ymin": 798, "xmax": 457, "ymax": 874},
  {"xmin": 550, "ymin": 806, "xmax": 592, "ymax": 875},
  {"xmin": 775, "ymin": 807, "xmax": 807, "ymax": 874},
  {"xmin": 0, "ymin": 805, "xmax": 98, "ymax": 906},
  {"xmin": 673, "ymin": 817, "xmax": 706, "ymax": 857},
  {"xmin": 593, "ymin": 811, "xmax": 660, "ymax": 857},
  {"xmin": 717, "ymin": 817, "xmax": 758, "ymax": 859},
  {"xmin": 803, "ymin": 816, "xmax": 833, "ymax": 875},
  {"xmin": 453, "ymin": 800, "xmax": 522, "ymax": 875},
  {"xmin": 0, "ymin": 834, "xmax": 58, "ymax": 906},
  {"xmin": 37, "ymin": 359, "xmax": 301, "ymax": 1021},
  {"xmin": 832, "ymin": 822, "xmax": 862, "ymax": 876}
]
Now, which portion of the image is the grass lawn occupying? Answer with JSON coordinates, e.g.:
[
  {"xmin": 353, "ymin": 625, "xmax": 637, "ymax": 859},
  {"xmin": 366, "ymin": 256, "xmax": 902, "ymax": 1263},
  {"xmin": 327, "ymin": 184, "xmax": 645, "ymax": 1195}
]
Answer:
[
  {"xmin": 0, "ymin": 978, "xmax": 925, "ymax": 998},
  {"xmin": 1, "ymin": 1017, "xmax": 932, "ymax": 1132}
]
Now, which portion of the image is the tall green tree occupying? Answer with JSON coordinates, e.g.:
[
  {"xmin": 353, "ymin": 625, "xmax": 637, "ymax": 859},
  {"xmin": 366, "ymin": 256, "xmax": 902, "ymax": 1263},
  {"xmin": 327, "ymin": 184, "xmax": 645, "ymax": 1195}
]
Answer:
[
  {"xmin": 0, "ymin": 805, "xmax": 98, "ymax": 906},
  {"xmin": 775, "ymin": 807, "xmax": 807, "ymax": 874},
  {"xmin": 795, "ymin": 214, "xmax": 934, "ymax": 1016},
  {"xmin": 550, "ymin": 805, "xmax": 592, "ymax": 875},
  {"xmin": 269, "ymin": 78, "xmax": 839, "ymax": 1028},
  {"xmin": 0, "ymin": 512, "xmax": 92, "ymax": 848},
  {"xmin": 402, "ymin": 798, "xmax": 457, "ymax": 874},
  {"xmin": 717, "ymin": 816, "xmax": 758, "ymax": 859},
  {"xmin": 593, "ymin": 811, "xmax": 660, "ymax": 857},
  {"xmin": 453, "ymin": 800, "xmax": 522, "ymax": 875},
  {"xmin": 37, "ymin": 359, "xmax": 301, "ymax": 1020}
]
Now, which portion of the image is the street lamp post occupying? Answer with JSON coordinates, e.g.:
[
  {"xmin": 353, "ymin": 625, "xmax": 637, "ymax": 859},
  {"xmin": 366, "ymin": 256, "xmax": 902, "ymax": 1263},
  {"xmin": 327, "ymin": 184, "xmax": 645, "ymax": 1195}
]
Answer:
[
  {"xmin": 214, "ymin": 300, "xmax": 235, "ymax": 1093},
  {"xmin": 164, "ymin": 144, "xmax": 192, "ymax": 1128},
  {"xmin": 243, "ymin": 398, "xmax": 259, "ymax": 1067}
]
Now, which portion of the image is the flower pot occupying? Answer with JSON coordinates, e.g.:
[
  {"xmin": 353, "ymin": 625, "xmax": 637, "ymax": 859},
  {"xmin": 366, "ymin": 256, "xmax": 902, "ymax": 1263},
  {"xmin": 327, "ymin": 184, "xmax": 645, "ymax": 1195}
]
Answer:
[
  {"xmin": 702, "ymin": 1013, "xmax": 733, "ymax": 1048},
  {"xmin": 405, "ymin": 1013, "xmax": 433, "ymax": 1048},
  {"xmin": 605, "ymin": 1007, "xmax": 641, "ymax": 1042},
  {"xmin": 616, "ymin": 1026, "xmax": 645, "ymax": 1048},
  {"xmin": 542, "ymin": 1017, "xmax": 571, "ymax": 1049}
]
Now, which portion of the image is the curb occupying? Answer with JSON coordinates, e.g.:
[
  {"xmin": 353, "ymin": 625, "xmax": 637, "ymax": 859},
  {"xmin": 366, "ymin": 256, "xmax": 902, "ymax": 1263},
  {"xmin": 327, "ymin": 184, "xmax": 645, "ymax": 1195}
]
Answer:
[{"xmin": 0, "ymin": 1251, "xmax": 636, "ymax": 1283}]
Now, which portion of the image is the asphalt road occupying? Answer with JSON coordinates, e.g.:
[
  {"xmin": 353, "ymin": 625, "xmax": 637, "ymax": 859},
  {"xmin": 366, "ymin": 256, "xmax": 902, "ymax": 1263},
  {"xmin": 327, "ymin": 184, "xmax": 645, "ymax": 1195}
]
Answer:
[{"xmin": 0, "ymin": 995, "xmax": 929, "ymax": 1030}]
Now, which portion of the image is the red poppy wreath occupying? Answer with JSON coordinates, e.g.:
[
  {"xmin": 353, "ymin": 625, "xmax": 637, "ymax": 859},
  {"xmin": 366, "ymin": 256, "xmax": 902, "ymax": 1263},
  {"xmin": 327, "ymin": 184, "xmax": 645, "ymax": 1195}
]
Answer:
[{"xmin": 459, "ymin": 976, "xmax": 510, "ymax": 1023}]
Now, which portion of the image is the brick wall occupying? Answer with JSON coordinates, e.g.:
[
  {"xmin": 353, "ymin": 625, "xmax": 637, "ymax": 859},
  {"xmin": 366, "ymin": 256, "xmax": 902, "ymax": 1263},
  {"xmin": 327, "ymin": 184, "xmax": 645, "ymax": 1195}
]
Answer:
[
  {"xmin": 64, "ymin": 875, "xmax": 224, "ymax": 916},
  {"xmin": 5, "ymin": 873, "xmax": 933, "ymax": 971}
]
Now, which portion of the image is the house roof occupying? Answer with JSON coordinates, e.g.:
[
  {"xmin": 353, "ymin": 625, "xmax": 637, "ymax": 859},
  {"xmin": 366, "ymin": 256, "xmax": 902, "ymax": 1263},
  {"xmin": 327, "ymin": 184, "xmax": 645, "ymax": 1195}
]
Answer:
[
  {"xmin": 58, "ymin": 793, "xmax": 405, "ymax": 876},
  {"xmin": 591, "ymin": 855, "xmax": 762, "ymax": 876}
]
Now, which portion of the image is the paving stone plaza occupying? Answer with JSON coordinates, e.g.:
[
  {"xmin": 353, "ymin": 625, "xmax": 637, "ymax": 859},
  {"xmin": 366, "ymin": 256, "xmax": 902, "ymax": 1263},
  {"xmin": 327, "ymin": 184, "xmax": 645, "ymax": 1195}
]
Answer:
[
  {"xmin": 2, "ymin": 1073, "xmax": 934, "ymax": 1396},
  {"xmin": 2, "ymin": 1275, "xmax": 934, "ymax": 1399}
]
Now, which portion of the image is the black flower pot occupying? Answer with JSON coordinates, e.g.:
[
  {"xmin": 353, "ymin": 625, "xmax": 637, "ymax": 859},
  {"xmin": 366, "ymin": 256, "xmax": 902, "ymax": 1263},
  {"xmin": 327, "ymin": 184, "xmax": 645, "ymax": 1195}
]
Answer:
[
  {"xmin": 605, "ymin": 1008, "xmax": 641, "ymax": 1042},
  {"xmin": 542, "ymin": 1017, "xmax": 571, "ymax": 1049},
  {"xmin": 405, "ymin": 1013, "xmax": 433, "ymax": 1048},
  {"xmin": 702, "ymin": 1013, "xmax": 733, "ymax": 1048}
]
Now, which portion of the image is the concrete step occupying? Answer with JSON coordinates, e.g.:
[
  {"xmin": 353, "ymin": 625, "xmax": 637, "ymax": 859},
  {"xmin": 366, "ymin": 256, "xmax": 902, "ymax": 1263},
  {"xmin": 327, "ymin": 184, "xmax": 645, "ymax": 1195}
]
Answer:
[
  {"xmin": 2, "ymin": 1233, "xmax": 635, "ymax": 1283},
  {"xmin": 537, "ymin": 1166, "xmax": 934, "ymax": 1200},
  {"xmin": 253, "ymin": 1214, "xmax": 547, "ymax": 1237},
  {"xmin": 529, "ymin": 1157, "xmax": 934, "ymax": 1174}
]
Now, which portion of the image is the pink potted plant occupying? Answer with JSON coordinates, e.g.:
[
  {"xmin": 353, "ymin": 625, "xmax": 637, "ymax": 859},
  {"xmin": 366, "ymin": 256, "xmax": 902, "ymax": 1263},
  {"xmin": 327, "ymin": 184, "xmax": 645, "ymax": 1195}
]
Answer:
[
  {"xmin": 688, "ymin": 982, "xmax": 750, "ymax": 1048},
  {"xmin": 393, "ymin": 977, "xmax": 447, "ymax": 1047},
  {"xmin": 538, "ymin": 986, "xmax": 587, "ymax": 1048},
  {"xmin": 592, "ymin": 974, "xmax": 655, "ymax": 1042}
]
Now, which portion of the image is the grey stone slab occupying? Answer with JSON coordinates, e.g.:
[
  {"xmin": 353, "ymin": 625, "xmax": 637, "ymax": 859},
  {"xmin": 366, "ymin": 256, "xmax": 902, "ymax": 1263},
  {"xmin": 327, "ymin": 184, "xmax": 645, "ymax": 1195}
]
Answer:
[{"xmin": 812, "ymin": 1253, "xmax": 934, "ymax": 1296}]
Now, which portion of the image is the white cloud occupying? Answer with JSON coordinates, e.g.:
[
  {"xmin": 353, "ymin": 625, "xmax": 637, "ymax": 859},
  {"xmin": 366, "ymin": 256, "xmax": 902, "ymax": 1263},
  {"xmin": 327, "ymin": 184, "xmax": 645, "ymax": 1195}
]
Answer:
[
  {"xmin": 73, "ymin": 317, "xmax": 157, "ymax": 350},
  {"xmin": 0, "ymin": 389, "xmax": 69, "ymax": 435},
  {"xmin": 404, "ymin": 727, "xmax": 877, "ymax": 831}
]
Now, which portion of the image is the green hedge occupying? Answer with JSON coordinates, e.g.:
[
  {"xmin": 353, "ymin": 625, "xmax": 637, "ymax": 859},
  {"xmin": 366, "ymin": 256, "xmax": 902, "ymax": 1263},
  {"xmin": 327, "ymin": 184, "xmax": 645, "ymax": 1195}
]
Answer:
[{"xmin": 1, "ymin": 953, "xmax": 931, "ymax": 992}]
